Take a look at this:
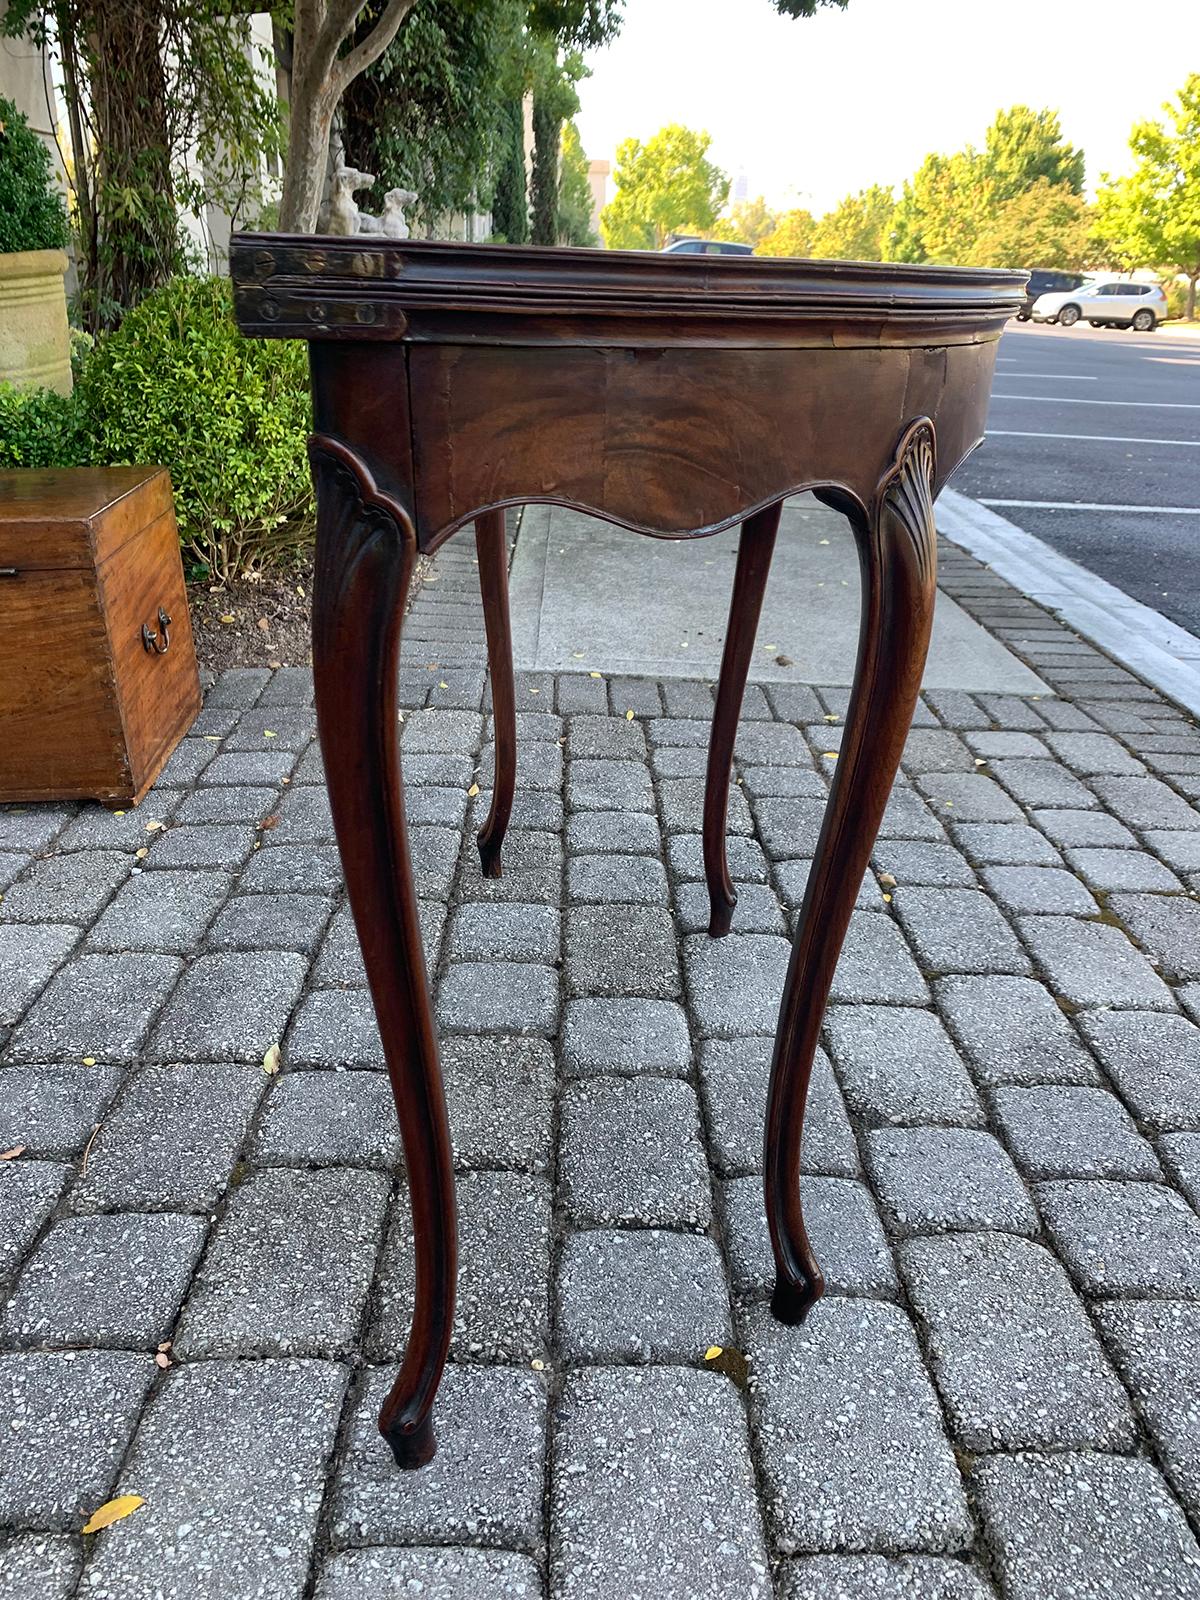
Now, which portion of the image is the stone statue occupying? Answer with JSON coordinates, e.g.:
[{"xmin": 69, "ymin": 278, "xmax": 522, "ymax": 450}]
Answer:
[
  {"xmin": 324, "ymin": 165, "xmax": 376, "ymax": 236},
  {"xmin": 323, "ymin": 163, "xmax": 418, "ymax": 240}
]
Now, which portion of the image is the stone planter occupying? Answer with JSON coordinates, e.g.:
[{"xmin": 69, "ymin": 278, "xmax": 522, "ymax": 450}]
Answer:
[{"xmin": 0, "ymin": 248, "xmax": 72, "ymax": 395}]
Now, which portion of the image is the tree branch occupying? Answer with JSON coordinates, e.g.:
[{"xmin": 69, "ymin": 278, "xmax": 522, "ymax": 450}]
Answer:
[{"xmin": 331, "ymin": 0, "xmax": 419, "ymax": 98}]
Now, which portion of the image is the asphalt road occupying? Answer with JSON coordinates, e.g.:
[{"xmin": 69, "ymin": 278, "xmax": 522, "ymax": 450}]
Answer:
[{"xmin": 954, "ymin": 320, "xmax": 1200, "ymax": 635}]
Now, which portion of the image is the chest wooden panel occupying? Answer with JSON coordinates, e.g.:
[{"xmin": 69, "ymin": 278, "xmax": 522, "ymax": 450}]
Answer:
[{"xmin": 0, "ymin": 466, "xmax": 201, "ymax": 803}]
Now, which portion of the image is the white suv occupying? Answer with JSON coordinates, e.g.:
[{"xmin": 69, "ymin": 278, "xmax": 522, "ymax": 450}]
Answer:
[{"xmin": 1031, "ymin": 280, "xmax": 1168, "ymax": 331}]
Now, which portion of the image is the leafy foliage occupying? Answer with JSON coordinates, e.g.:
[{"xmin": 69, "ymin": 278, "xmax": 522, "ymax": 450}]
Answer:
[
  {"xmin": 1093, "ymin": 74, "xmax": 1200, "ymax": 318},
  {"xmin": 75, "ymin": 277, "xmax": 313, "ymax": 580},
  {"xmin": 2, "ymin": 2, "xmax": 282, "ymax": 326},
  {"xmin": 757, "ymin": 208, "xmax": 815, "ymax": 258},
  {"xmin": 0, "ymin": 95, "xmax": 69, "ymax": 254},
  {"xmin": 0, "ymin": 382, "xmax": 86, "ymax": 468},
  {"xmin": 886, "ymin": 106, "xmax": 1086, "ymax": 267},
  {"xmin": 709, "ymin": 197, "xmax": 780, "ymax": 249},
  {"xmin": 491, "ymin": 98, "xmax": 530, "ymax": 243},
  {"xmin": 981, "ymin": 106, "xmax": 1084, "ymax": 201},
  {"xmin": 810, "ymin": 185, "xmax": 894, "ymax": 260},
  {"xmin": 601, "ymin": 125, "xmax": 729, "ymax": 250},
  {"xmin": 972, "ymin": 179, "xmax": 1091, "ymax": 272},
  {"xmin": 342, "ymin": 0, "xmax": 526, "ymax": 229}
]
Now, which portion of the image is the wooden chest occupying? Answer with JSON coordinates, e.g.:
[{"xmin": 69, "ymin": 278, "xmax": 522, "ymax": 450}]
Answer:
[{"xmin": 0, "ymin": 466, "xmax": 201, "ymax": 803}]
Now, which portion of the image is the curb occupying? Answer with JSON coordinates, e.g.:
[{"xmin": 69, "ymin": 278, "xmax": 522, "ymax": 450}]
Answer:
[{"xmin": 937, "ymin": 488, "xmax": 1200, "ymax": 719}]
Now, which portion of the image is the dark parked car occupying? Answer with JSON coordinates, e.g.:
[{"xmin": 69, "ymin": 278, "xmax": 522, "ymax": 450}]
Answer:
[
  {"xmin": 662, "ymin": 237, "xmax": 754, "ymax": 256},
  {"xmin": 1015, "ymin": 268, "xmax": 1085, "ymax": 320}
]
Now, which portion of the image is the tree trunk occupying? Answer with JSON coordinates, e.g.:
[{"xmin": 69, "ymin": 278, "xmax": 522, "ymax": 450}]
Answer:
[
  {"xmin": 87, "ymin": 1, "xmax": 178, "ymax": 321},
  {"xmin": 279, "ymin": 85, "xmax": 335, "ymax": 233},
  {"xmin": 1187, "ymin": 273, "xmax": 1197, "ymax": 323},
  {"xmin": 277, "ymin": 0, "xmax": 419, "ymax": 235}
]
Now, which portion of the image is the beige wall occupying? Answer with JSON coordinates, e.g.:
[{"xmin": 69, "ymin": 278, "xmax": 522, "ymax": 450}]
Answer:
[{"xmin": 0, "ymin": 5, "xmax": 68, "ymax": 192}]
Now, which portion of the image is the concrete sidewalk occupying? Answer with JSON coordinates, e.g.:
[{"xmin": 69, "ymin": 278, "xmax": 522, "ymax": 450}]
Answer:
[
  {"xmin": 509, "ymin": 500, "xmax": 1046, "ymax": 692},
  {"xmin": 3, "ymin": 498, "xmax": 1200, "ymax": 1599}
]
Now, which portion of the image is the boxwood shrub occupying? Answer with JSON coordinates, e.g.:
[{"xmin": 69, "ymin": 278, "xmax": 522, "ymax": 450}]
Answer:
[
  {"xmin": 0, "ymin": 95, "xmax": 70, "ymax": 255},
  {"xmin": 75, "ymin": 275, "xmax": 314, "ymax": 578}
]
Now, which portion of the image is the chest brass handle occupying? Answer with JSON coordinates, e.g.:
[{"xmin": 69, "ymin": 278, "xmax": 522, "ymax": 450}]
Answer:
[{"xmin": 141, "ymin": 607, "xmax": 172, "ymax": 655}]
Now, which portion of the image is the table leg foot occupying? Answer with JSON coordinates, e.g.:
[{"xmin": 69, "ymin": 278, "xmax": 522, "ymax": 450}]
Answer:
[
  {"xmin": 309, "ymin": 435, "xmax": 457, "ymax": 1470},
  {"xmin": 476, "ymin": 509, "xmax": 515, "ymax": 880},
  {"xmin": 381, "ymin": 1412, "xmax": 436, "ymax": 1470},
  {"xmin": 770, "ymin": 1265, "xmax": 824, "ymax": 1326},
  {"xmin": 707, "ymin": 892, "xmax": 736, "ymax": 939},
  {"xmin": 763, "ymin": 421, "xmax": 938, "ymax": 1321},
  {"xmin": 704, "ymin": 503, "xmax": 780, "ymax": 940}
]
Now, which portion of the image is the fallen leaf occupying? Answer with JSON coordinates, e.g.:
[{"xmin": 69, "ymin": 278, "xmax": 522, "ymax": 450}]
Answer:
[
  {"xmin": 219, "ymin": 614, "xmax": 235, "ymax": 625},
  {"xmin": 704, "ymin": 1345, "xmax": 723, "ymax": 1361},
  {"xmin": 82, "ymin": 1495, "xmax": 144, "ymax": 1535},
  {"xmin": 263, "ymin": 730, "xmax": 277, "ymax": 739},
  {"xmin": 822, "ymin": 751, "xmax": 838, "ymax": 761},
  {"xmin": 973, "ymin": 758, "xmax": 986, "ymax": 767},
  {"xmin": 823, "ymin": 714, "xmax": 839, "ymax": 724},
  {"xmin": 113, "ymin": 811, "xmax": 126, "ymax": 818},
  {"xmin": 202, "ymin": 735, "xmax": 221, "ymax": 742},
  {"xmin": 258, "ymin": 814, "xmax": 280, "ymax": 832},
  {"xmin": 625, "ymin": 709, "xmax": 634, "ymax": 722},
  {"xmin": 467, "ymin": 783, "xmax": 480, "ymax": 798},
  {"xmin": 878, "ymin": 872, "xmax": 897, "ymax": 888},
  {"xmin": 528, "ymin": 687, "xmax": 540, "ymax": 695},
  {"xmin": 764, "ymin": 643, "xmax": 777, "ymax": 652},
  {"xmin": 135, "ymin": 847, "xmax": 148, "ymax": 859},
  {"xmin": 531, "ymin": 1358, "xmax": 545, "ymax": 1371},
  {"xmin": 144, "ymin": 820, "xmax": 164, "ymax": 833},
  {"xmin": 155, "ymin": 1352, "xmax": 172, "ymax": 1369},
  {"xmin": 256, "ymin": 616, "xmax": 270, "ymax": 634},
  {"xmin": 438, "ymin": 681, "xmax": 448, "ymax": 690},
  {"xmin": 0, "ymin": 1145, "xmax": 26, "ymax": 1161},
  {"xmin": 572, "ymin": 652, "xmax": 585, "ymax": 660},
  {"xmin": 158, "ymin": 1340, "xmax": 172, "ymax": 1352},
  {"xmin": 819, "ymin": 538, "xmax": 830, "ymax": 546},
  {"xmin": 262, "ymin": 1043, "xmax": 281, "ymax": 1075},
  {"xmin": 82, "ymin": 1057, "xmax": 96, "ymax": 1067},
  {"xmin": 588, "ymin": 671, "xmax": 602, "ymax": 679},
  {"xmin": 882, "ymin": 892, "xmax": 893, "ymax": 903}
]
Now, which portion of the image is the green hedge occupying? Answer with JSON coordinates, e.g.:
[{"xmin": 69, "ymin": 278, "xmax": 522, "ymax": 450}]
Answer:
[
  {"xmin": 0, "ymin": 276, "xmax": 313, "ymax": 579},
  {"xmin": 0, "ymin": 95, "xmax": 69, "ymax": 255}
]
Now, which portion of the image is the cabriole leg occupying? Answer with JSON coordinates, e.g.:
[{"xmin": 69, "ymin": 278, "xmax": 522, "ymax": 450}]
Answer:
[
  {"xmin": 475, "ymin": 509, "xmax": 515, "ymax": 878},
  {"xmin": 309, "ymin": 434, "xmax": 456, "ymax": 1467},
  {"xmin": 764, "ymin": 420, "xmax": 938, "ymax": 1323},
  {"xmin": 704, "ymin": 502, "xmax": 781, "ymax": 937}
]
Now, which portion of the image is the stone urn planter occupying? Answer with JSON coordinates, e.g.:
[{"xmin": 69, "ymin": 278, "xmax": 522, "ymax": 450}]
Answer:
[{"xmin": 0, "ymin": 248, "xmax": 72, "ymax": 395}]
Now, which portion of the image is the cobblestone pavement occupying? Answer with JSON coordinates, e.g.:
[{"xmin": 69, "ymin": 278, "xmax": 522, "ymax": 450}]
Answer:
[{"xmin": 3, "ymin": 524, "xmax": 1200, "ymax": 1599}]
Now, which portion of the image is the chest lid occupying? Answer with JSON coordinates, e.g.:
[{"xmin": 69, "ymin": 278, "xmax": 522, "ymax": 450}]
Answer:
[{"xmin": 0, "ymin": 466, "xmax": 173, "ymax": 571}]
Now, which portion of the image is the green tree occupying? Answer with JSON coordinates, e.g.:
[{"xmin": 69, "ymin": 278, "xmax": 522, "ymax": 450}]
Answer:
[
  {"xmin": 757, "ymin": 208, "xmax": 816, "ymax": 258},
  {"xmin": 708, "ymin": 196, "xmax": 779, "ymax": 248},
  {"xmin": 600, "ymin": 125, "xmax": 729, "ymax": 249},
  {"xmin": 885, "ymin": 150, "xmax": 988, "ymax": 264},
  {"xmin": 885, "ymin": 105, "xmax": 1084, "ymax": 266},
  {"xmin": 1093, "ymin": 74, "xmax": 1200, "ymax": 319},
  {"xmin": 0, "ymin": 94, "xmax": 69, "ymax": 253},
  {"xmin": 491, "ymin": 97, "xmax": 529, "ymax": 243},
  {"xmin": 3, "ymin": 0, "xmax": 280, "ymax": 326},
  {"xmin": 342, "ymin": 0, "xmax": 525, "ymax": 232},
  {"xmin": 558, "ymin": 120, "xmax": 596, "ymax": 245},
  {"xmin": 981, "ymin": 105, "xmax": 1084, "ymax": 201},
  {"xmin": 971, "ymin": 178, "xmax": 1092, "ymax": 270},
  {"xmin": 810, "ymin": 184, "xmax": 894, "ymax": 260}
]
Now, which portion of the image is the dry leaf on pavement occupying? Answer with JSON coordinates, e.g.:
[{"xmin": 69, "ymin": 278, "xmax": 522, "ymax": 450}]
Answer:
[{"xmin": 82, "ymin": 1495, "xmax": 145, "ymax": 1534}]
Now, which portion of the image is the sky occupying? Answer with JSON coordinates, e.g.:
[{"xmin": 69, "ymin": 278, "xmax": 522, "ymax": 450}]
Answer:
[{"xmin": 574, "ymin": 0, "xmax": 1196, "ymax": 216}]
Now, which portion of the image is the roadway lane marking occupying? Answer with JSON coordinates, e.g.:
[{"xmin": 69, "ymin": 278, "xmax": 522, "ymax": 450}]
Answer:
[
  {"xmin": 988, "ymin": 429, "xmax": 1200, "ymax": 448},
  {"xmin": 991, "ymin": 394, "xmax": 1200, "ymax": 409},
  {"xmin": 997, "ymin": 372, "xmax": 1098, "ymax": 380},
  {"xmin": 980, "ymin": 498, "xmax": 1200, "ymax": 514}
]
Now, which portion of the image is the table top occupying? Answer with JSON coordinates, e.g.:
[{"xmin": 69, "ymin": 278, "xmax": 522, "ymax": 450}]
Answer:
[{"xmin": 231, "ymin": 235, "xmax": 1026, "ymax": 350}]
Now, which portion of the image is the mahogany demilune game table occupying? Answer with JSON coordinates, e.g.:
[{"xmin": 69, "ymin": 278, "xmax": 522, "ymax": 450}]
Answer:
[{"xmin": 231, "ymin": 235, "xmax": 1024, "ymax": 1467}]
